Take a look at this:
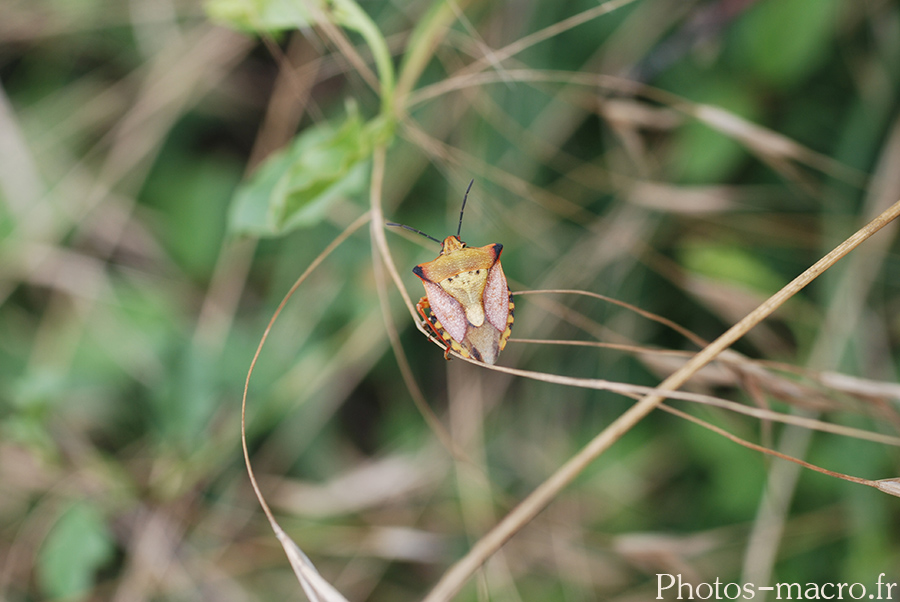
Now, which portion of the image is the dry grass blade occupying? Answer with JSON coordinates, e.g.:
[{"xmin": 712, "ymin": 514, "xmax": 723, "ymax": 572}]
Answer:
[
  {"xmin": 278, "ymin": 527, "xmax": 351, "ymax": 602},
  {"xmin": 875, "ymin": 479, "xmax": 900, "ymax": 497},
  {"xmin": 819, "ymin": 370, "xmax": 900, "ymax": 401},
  {"xmin": 421, "ymin": 198, "xmax": 900, "ymax": 602},
  {"xmin": 687, "ymin": 103, "xmax": 868, "ymax": 188}
]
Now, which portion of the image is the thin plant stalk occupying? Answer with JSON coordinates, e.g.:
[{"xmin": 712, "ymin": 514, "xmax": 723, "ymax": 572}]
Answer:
[{"xmin": 240, "ymin": 211, "xmax": 370, "ymax": 599}]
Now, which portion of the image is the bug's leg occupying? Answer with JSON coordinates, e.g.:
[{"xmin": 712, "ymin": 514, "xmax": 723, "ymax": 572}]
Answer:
[
  {"xmin": 416, "ymin": 297, "xmax": 443, "ymax": 340},
  {"xmin": 416, "ymin": 297, "xmax": 453, "ymax": 360},
  {"xmin": 416, "ymin": 297, "xmax": 436, "ymax": 334}
]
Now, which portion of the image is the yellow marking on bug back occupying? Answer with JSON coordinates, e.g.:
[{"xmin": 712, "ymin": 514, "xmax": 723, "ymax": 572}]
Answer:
[{"xmin": 440, "ymin": 269, "xmax": 489, "ymax": 326}]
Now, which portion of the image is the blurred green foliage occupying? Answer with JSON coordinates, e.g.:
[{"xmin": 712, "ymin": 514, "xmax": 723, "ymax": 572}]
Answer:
[
  {"xmin": 734, "ymin": 0, "xmax": 841, "ymax": 86},
  {"xmin": 38, "ymin": 502, "xmax": 115, "ymax": 600}
]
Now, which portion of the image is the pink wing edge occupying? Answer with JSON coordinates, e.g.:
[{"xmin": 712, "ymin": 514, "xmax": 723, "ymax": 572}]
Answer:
[
  {"xmin": 422, "ymin": 280, "xmax": 468, "ymax": 343},
  {"xmin": 483, "ymin": 262, "xmax": 510, "ymax": 333}
]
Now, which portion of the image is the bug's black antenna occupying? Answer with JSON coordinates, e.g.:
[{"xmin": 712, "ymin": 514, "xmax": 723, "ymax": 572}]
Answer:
[
  {"xmin": 386, "ymin": 222, "xmax": 442, "ymax": 245},
  {"xmin": 456, "ymin": 179, "xmax": 474, "ymax": 238}
]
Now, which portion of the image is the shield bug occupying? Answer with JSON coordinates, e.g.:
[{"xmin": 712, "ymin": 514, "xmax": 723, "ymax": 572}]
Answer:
[{"xmin": 388, "ymin": 182, "xmax": 514, "ymax": 364}]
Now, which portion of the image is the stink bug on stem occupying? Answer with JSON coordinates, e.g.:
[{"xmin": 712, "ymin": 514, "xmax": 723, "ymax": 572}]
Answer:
[{"xmin": 388, "ymin": 181, "xmax": 514, "ymax": 365}]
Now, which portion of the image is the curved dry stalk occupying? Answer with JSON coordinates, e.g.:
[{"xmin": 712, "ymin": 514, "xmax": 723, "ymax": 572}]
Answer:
[
  {"xmin": 514, "ymin": 288, "xmax": 707, "ymax": 347},
  {"xmin": 240, "ymin": 211, "xmax": 370, "ymax": 599},
  {"xmin": 369, "ymin": 148, "xmax": 419, "ymax": 324},
  {"xmin": 421, "ymin": 198, "xmax": 900, "ymax": 602},
  {"xmin": 658, "ymin": 404, "xmax": 875, "ymax": 488},
  {"xmin": 511, "ymin": 337, "xmax": 692, "ymax": 355},
  {"xmin": 659, "ymin": 403, "xmax": 900, "ymax": 517}
]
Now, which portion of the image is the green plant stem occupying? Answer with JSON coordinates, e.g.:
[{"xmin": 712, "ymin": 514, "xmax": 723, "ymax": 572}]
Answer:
[
  {"xmin": 332, "ymin": 0, "xmax": 395, "ymax": 116},
  {"xmin": 395, "ymin": 0, "xmax": 470, "ymax": 111}
]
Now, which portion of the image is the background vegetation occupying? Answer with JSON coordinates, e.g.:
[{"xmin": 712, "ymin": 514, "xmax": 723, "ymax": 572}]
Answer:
[{"xmin": 1, "ymin": 0, "xmax": 900, "ymax": 600}]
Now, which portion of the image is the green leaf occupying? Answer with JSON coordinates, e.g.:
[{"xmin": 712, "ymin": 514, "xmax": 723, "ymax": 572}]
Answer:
[
  {"xmin": 229, "ymin": 107, "xmax": 371, "ymax": 237},
  {"xmin": 733, "ymin": 0, "xmax": 840, "ymax": 86},
  {"xmin": 38, "ymin": 502, "xmax": 115, "ymax": 600},
  {"xmin": 204, "ymin": 0, "xmax": 320, "ymax": 33}
]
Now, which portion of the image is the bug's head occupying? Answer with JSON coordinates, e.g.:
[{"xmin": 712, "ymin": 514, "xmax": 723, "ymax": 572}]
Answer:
[{"xmin": 440, "ymin": 235, "xmax": 466, "ymax": 254}]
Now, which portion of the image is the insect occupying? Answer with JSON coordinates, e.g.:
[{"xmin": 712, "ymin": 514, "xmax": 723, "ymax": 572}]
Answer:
[{"xmin": 388, "ymin": 182, "xmax": 514, "ymax": 364}]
